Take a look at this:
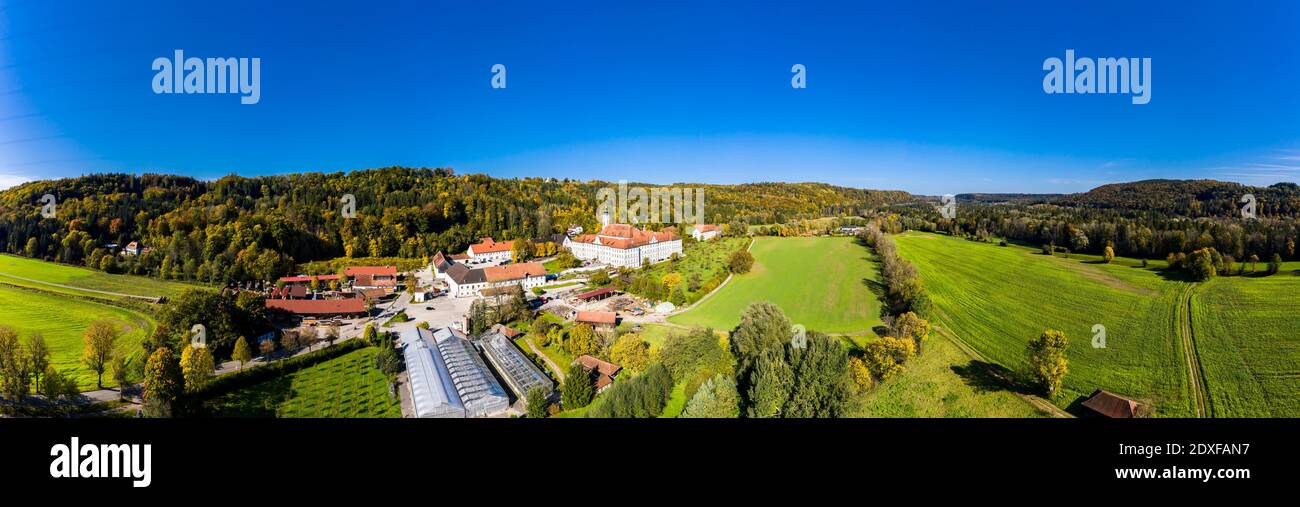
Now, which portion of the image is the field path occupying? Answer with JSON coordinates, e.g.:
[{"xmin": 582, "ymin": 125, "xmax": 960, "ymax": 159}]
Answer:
[
  {"xmin": 0, "ymin": 271, "xmax": 162, "ymax": 302},
  {"xmin": 1175, "ymin": 283, "xmax": 1210, "ymax": 417},
  {"xmin": 524, "ymin": 337, "xmax": 566, "ymax": 381}
]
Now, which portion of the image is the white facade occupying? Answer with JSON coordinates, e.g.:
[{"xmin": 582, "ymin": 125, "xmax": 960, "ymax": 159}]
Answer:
[{"xmin": 563, "ymin": 229, "xmax": 683, "ymax": 268}]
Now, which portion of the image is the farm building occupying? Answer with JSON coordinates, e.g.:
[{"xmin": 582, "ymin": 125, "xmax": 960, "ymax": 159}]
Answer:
[
  {"xmin": 265, "ymin": 298, "xmax": 367, "ymax": 318},
  {"xmin": 574, "ymin": 287, "xmax": 617, "ymax": 303},
  {"xmin": 1081, "ymin": 389, "xmax": 1140, "ymax": 418},
  {"xmin": 575, "ymin": 310, "xmax": 618, "ymax": 332},
  {"xmin": 437, "ymin": 250, "xmax": 546, "ymax": 297},
  {"xmin": 479, "ymin": 326, "xmax": 554, "ymax": 402},
  {"xmin": 574, "ymin": 355, "xmax": 622, "ymax": 393},
  {"xmin": 401, "ymin": 327, "xmax": 510, "ymax": 418}
]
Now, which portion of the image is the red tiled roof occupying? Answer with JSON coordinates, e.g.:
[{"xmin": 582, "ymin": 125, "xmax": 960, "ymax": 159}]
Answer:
[
  {"xmin": 568, "ymin": 224, "xmax": 678, "ymax": 250},
  {"xmin": 577, "ymin": 356, "xmax": 621, "ymax": 379},
  {"xmin": 499, "ymin": 325, "xmax": 522, "ymax": 339},
  {"xmin": 574, "ymin": 287, "xmax": 616, "ymax": 300},
  {"xmin": 469, "ymin": 238, "xmax": 514, "ymax": 254},
  {"xmin": 575, "ymin": 310, "xmax": 617, "ymax": 325},
  {"xmin": 1081, "ymin": 389, "xmax": 1139, "ymax": 418},
  {"xmin": 345, "ymin": 266, "xmax": 398, "ymax": 277},
  {"xmin": 265, "ymin": 298, "xmax": 366, "ymax": 315},
  {"xmin": 353, "ymin": 274, "xmax": 398, "ymax": 287},
  {"xmin": 696, "ymin": 224, "xmax": 720, "ymax": 232},
  {"xmin": 484, "ymin": 262, "xmax": 546, "ymax": 282},
  {"xmin": 279, "ymin": 274, "xmax": 343, "ymax": 283},
  {"xmin": 449, "ymin": 253, "xmax": 470, "ymax": 260}
]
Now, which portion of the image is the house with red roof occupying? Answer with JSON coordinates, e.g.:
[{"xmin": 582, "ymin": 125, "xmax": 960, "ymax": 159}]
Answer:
[
  {"xmin": 467, "ymin": 237, "xmax": 515, "ymax": 263},
  {"xmin": 692, "ymin": 224, "xmax": 721, "ymax": 241}
]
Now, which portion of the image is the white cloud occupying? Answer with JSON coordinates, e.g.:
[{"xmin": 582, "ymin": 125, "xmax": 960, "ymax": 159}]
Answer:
[{"xmin": 0, "ymin": 173, "xmax": 33, "ymax": 190}]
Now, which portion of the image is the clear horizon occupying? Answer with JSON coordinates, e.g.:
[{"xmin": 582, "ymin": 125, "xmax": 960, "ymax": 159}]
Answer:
[{"xmin": 2, "ymin": 0, "xmax": 1298, "ymax": 194}]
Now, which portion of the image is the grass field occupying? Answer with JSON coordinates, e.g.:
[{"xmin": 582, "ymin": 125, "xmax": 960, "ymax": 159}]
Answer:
[
  {"xmin": 894, "ymin": 231, "xmax": 1193, "ymax": 416},
  {"xmin": 0, "ymin": 284, "xmax": 152, "ymax": 390},
  {"xmin": 208, "ymin": 347, "xmax": 401, "ymax": 418},
  {"xmin": 1192, "ymin": 274, "xmax": 1300, "ymax": 417},
  {"xmin": 0, "ymin": 254, "xmax": 197, "ymax": 299},
  {"xmin": 639, "ymin": 236, "xmax": 750, "ymax": 301},
  {"xmin": 669, "ymin": 236, "xmax": 883, "ymax": 335},
  {"xmin": 854, "ymin": 333, "xmax": 1048, "ymax": 417}
]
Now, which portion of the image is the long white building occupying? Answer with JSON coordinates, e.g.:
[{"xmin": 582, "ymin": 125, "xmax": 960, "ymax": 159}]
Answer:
[
  {"xmin": 432, "ymin": 252, "xmax": 546, "ymax": 298},
  {"xmin": 563, "ymin": 223, "xmax": 683, "ymax": 268}
]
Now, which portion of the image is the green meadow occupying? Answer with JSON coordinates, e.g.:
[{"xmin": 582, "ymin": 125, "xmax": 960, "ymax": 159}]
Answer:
[
  {"xmin": 894, "ymin": 231, "xmax": 1193, "ymax": 416},
  {"xmin": 0, "ymin": 284, "xmax": 152, "ymax": 390},
  {"xmin": 1192, "ymin": 275, "xmax": 1300, "ymax": 417},
  {"xmin": 0, "ymin": 253, "xmax": 197, "ymax": 299},
  {"xmin": 669, "ymin": 237, "xmax": 883, "ymax": 335}
]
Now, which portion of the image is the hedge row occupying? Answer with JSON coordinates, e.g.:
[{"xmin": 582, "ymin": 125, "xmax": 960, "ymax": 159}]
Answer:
[{"xmin": 191, "ymin": 339, "xmax": 371, "ymax": 400}]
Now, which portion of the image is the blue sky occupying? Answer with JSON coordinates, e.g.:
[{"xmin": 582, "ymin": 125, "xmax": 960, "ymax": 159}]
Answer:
[{"xmin": 1, "ymin": 0, "xmax": 1298, "ymax": 194}]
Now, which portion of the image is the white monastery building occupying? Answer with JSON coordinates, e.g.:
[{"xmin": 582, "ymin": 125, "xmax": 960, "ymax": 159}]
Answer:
[{"xmin": 564, "ymin": 223, "xmax": 683, "ymax": 268}]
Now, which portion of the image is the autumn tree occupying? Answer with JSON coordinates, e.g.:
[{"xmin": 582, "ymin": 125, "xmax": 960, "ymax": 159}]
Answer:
[
  {"xmin": 608, "ymin": 334, "xmax": 650, "ymax": 375},
  {"xmin": 891, "ymin": 312, "xmax": 932, "ymax": 355},
  {"xmin": 81, "ymin": 320, "xmax": 119, "ymax": 389},
  {"xmin": 847, "ymin": 357, "xmax": 873, "ymax": 392},
  {"xmin": 1027, "ymin": 329, "xmax": 1070, "ymax": 398},
  {"xmin": 142, "ymin": 347, "xmax": 183, "ymax": 417},
  {"xmin": 1103, "ymin": 245, "xmax": 1115, "ymax": 263},
  {"xmin": 728, "ymin": 249, "xmax": 755, "ymax": 274},
  {"xmin": 566, "ymin": 324, "xmax": 601, "ymax": 358},
  {"xmin": 180, "ymin": 345, "xmax": 215, "ymax": 393},
  {"xmin": 0, "ymin": 326, "xmax": 32, "ymax": 405}
]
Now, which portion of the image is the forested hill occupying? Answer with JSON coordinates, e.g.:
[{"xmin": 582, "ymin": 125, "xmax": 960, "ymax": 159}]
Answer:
[
  {"xmin": 1052, "ymin": 179, "xmax": 1300, "ymax": 217},
  {"xmin": 0, "ymin": 167, "xmax": 912, "ymax": 283}
]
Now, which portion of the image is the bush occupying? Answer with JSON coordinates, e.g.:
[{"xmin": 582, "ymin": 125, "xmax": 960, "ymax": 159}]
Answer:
[{"xmin": 728, "ymin": 249, "xmax": 755, "ymax": 274}]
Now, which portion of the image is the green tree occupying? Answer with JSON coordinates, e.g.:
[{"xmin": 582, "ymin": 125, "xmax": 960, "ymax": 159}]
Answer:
[
  {"xmin": 680, "ymin": 374, "xmax": 740, "ymax": 418},
  {"xmin": 525, "ymin": 386, "xmax": 549, "ymax": 419},
  {"xmin": 26, "ymin": 333, "xmax": 50, "ymax": 394},
  {"xmin": 1026, "ymin": 329, "xmax": 1070, "ymax": 398},
  {"xmin": 728, "ymin": 249, "xmax": 755, "ymax": 274},
  {"xmin": 109, "ymin": 354, "xmax": 130, "ymax": 400},
  {"xmin": 560, "ymin": 363, "xmax": 594, "ymax": 409},
  {"xmin": 362, "ymin": 323, "xmax": 378, "ymax": 346},
  {"xmin": 782, "ymin": 333, "xmax": 852, "ymax": 418},
  {"xmin": 232, "ymin": 336, "xmax": 252, "ymax": 370},
  {"xmin": 1267, "ymin": 253, "xmax": 1282, "ymax": 275},
  {"xmin": 81, "ymin": 320, "xmax": 119, "ymax": 389}
]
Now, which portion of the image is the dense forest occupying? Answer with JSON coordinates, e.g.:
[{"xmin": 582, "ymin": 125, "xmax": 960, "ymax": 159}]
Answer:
[
  {"xmin": 0, "ymin": 168, "xmax": 912, "ymax": 283},
  {"xmin": 897, "ymin": 179, "xmax": 1300, "ymax": 262}
]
